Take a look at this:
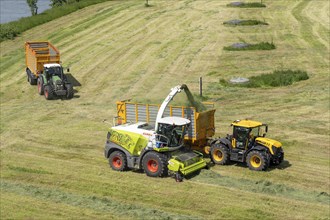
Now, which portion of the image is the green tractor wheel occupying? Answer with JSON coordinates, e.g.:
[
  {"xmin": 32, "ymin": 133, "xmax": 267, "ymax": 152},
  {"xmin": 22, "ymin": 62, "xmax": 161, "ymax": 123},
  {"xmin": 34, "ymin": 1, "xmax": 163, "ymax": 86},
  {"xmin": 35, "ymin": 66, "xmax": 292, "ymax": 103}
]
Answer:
[
  {"xmin": 44, "ymin": 85, "xmax": 54, "ymax": 100},
  {"xmin": 210, "ymin": 144, "xmax": 229, "ymax": 165},
  {"xmin": 37, "ymin": 77, "xmax": 44, "ymax": 95},
  {"xmin": 109, "ymin": 151, "xmax": 128, "ymax": 171},
  {"xmin": 246, "ymin": 150, "xmax": 269, "ymax": 171},
  {"xmin": 142, "ymin": 151, "xmax": 168, "ymax": 177}
]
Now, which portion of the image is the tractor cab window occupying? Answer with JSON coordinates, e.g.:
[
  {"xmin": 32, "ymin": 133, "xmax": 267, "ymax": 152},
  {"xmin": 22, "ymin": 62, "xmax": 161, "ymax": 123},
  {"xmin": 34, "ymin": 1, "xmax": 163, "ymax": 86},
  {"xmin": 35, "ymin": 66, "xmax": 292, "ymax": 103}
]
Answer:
[
  {"xmin": 250, "ymin": 127, "xmax": 259, "ymax": 140},
  {"xmin": 45, "ymin": 67, "xmax": 63, "ymax": 77},
  {"xmin": 157, "ymin": 123, "xmax": 186, "ymax": 147},
  {"xmin": 233, "ymin": 126, "xmax": 249, "ymax": 149}
]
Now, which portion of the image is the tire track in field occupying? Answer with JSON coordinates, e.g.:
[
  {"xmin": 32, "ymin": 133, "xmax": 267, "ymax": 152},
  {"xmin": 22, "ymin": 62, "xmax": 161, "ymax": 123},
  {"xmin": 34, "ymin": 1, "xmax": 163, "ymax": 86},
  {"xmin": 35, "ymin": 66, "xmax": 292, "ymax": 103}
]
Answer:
[
  {"xmin": 303, "ymin": 0, "xmax": 330, "ymax": 51},
  {"xmin": 292, "ymin": 0, "xmax": 329, "ymax": 64}
]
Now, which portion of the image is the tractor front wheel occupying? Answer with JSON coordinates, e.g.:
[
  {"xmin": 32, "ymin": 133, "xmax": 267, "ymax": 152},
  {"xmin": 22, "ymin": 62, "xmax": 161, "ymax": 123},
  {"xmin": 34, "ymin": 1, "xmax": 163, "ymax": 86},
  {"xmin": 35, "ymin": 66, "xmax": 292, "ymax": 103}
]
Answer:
[
  {"xmin": 142, "ymin": 151, "xmax": 168, "ymax": 177},
  {"xmin": 210, "ymin": 144, "xmax": 229, "ymax": 165},
  {"xmin": 109, "ymin": 151, "xmax": 128, "ymax": 171},
  {"xmin": 246, "ymin": 150, "xmax": 269, "ymax": 171},
  {"xmin": 44, "ymin": 85, "xmax": 54, "ymax": 100}
]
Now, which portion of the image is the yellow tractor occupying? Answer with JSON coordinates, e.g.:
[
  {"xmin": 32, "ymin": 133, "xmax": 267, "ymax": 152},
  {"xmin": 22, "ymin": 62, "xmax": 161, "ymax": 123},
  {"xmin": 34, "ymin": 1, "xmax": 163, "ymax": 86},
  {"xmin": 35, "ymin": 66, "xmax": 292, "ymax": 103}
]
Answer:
[{"xmin": 210, "ymin": 119, "xmax": 284, "ymax": 171}]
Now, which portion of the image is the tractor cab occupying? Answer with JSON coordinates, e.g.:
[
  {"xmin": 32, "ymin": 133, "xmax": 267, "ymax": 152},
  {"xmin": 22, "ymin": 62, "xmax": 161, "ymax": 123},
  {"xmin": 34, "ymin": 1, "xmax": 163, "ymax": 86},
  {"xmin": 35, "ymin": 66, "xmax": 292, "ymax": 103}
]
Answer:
[
  {"xmin": 44, "ymin": 63, "xmax": 64, "ymax": 79},
  {"xmin": 156, "ymin": 117, "xmax": 190, "ymax": 148},
  {"xmin": 231, "ymin": 120, "xmax": 268, "ymax": 150}
]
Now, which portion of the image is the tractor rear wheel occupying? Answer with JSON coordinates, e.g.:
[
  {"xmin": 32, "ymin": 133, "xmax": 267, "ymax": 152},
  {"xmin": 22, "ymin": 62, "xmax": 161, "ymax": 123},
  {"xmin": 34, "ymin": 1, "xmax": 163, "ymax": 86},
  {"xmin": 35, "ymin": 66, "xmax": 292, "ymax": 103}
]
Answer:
[
  {"xmin": 246, "ymin": 150, "xmax": 269, "ymax": 171},
  {"xmin": 142, "ymin": 151, "xmax": 168, "ymax": 177},
  {"xmin": 44, "ymin": 85, "xmax": 54, "ymax": 100},
  {"xmin": 37, "ymin": 77, "xmax": 44, "ymax": 95},
  {"xmin": 109, "ymin": 151, "xmax": 128, "ymax": 171},
  {"xmin": 66, "ymin": 84, "xmax": 74, "ymax": 99},
  {"xmin": 210, "ymin": 144, "xmax": 229, "ymax": 165}
]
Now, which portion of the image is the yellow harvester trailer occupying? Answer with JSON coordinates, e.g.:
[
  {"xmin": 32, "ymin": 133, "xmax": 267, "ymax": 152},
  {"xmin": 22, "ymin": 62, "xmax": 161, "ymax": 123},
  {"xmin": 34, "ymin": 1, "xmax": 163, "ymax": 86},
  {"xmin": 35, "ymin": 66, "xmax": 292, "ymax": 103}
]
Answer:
[
  {"xmin": 116, "ymin": 100, "xmax": 216, "ymax": 153},
  {"xmin": 25, "ymin": 41, "xmax": 60, "ymax": 85}
]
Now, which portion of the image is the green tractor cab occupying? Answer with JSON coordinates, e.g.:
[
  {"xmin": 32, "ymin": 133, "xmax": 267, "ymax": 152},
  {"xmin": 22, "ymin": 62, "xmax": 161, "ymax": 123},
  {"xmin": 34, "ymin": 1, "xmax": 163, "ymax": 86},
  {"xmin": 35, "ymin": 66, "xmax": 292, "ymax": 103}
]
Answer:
[
  {"xmin": 37, "ymin": 64, "xmax": 74, "ymax": 100},
  {"xmin": 210, "ymin": 119, "xmax": 284, "ymax": 171}
]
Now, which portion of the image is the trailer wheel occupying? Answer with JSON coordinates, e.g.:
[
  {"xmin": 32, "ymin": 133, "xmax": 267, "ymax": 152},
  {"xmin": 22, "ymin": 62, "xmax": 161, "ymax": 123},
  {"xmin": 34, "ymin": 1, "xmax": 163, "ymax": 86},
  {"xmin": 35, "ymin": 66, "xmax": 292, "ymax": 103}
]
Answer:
[
  {"xmin": 37, "ymin": 77, "xmax": 44, "ymax": 95},
  {"xmin": 44, "ymin": 85, "xmax": 54, "ymax": 100},
  {"xmin": 27, "ymin": 72, "xmax": 37, "ymax": 85},
  {"xmin": 66, "ymin": 84, "xmax": 74, "ymax": 99},
  {"xmin": 142, "ymin": 151, "xmax": 168, "ymax": 177},
  {"xmin": 109, "ymin": 151, "xmax": 128, "ymax": 171},
  {"xmin": 210, "ymin": 144, "xmax": 229, "ymax": 165},
  {"xmin": 246, "ymin": 150, "xmax": 269, "ymax": 171}
]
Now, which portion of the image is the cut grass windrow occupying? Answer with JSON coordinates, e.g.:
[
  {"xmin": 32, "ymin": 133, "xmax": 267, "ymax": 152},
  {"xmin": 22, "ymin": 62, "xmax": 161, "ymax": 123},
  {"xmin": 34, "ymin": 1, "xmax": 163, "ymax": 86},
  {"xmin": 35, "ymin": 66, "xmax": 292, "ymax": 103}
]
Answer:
[
  {"xmin": 192, "ymin": 170, "xmax": 330, "ymax": 205},
  {"xmin": 1, "ymin": 180, "xmax": 200, "ymax": 220}
]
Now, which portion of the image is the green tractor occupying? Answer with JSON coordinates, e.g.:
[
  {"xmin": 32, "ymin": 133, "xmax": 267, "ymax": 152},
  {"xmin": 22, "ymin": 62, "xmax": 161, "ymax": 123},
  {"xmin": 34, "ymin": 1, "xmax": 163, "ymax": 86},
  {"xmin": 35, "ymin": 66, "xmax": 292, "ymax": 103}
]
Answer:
[
  {"xmin": 37, "ymin": 64, "xmax": 74, "ymax": 100},
  {"xmin": 210, "ymin": 119, "xmax": 284, "ymax": 171},
  {"xmin": 104, "ymin": 85, "xmax": 207, "ymax": 181}
]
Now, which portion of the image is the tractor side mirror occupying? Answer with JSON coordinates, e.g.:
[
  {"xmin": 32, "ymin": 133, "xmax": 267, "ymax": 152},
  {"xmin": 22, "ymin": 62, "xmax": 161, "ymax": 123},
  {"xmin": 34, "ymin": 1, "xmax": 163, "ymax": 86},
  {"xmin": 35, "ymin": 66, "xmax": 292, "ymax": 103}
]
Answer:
[{"xmin": 67, "ymin": 68, "xmax": 70, "ymax": 73}]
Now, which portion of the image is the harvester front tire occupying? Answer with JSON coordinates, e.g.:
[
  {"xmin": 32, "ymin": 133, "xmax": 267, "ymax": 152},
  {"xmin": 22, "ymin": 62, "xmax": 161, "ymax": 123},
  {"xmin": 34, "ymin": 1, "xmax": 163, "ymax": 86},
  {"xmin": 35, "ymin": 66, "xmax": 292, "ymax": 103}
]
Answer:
[
  {"xmin": 44, "ymin": 85, "xmax": 54, "ymax": 100},
  {"xmin": 142, "ymin": 151, "xmax": 168, "ymax": 177},
  {"xmin": 37, "ymin": 77, "xmax": 44, "ymax": 95},
  {"xmin": 247, "ymin": 150, "xmax": 269, "ymax": 171},
  {"xmin": 66, "ymin": 84, "xmax": 74, "ymax": 99},
  {"xmin": 109, "ymin": 151, "xmax": 128, "ymax": 171},
  {"xmin": 210, "ymin": 144, "xmax": 229, "ymax": 165}
]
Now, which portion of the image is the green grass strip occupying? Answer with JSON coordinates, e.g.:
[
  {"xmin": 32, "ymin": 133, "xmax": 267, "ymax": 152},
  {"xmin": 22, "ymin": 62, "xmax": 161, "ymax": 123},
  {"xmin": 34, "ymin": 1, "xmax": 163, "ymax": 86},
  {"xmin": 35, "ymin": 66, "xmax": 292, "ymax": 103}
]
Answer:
[
  {"xmin": 224, "ymin": 42, "xmax": 275, "ymax": 51},
  {"xmin": 223, "ymin": 19, "xmax": 268, "ymax": 26},
  {"xmin": 0, "ymin": 0, "xmax": 115, "ymax": 42},
  {"xmin": 227, "ymin": 2, "xmax": 266, "ymax": 8},
  {"xmin": 219, "ymin": 70, "xmax": 309, "ymax": 88}
]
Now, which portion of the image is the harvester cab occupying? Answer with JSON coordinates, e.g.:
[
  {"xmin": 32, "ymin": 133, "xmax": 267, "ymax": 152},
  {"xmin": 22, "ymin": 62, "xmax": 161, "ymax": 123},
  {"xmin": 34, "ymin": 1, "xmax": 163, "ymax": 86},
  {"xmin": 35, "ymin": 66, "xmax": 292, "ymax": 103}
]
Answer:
[
  {"xmin": 104, "ymin": 85, "xmax": 207, "ymax": 181},
  {"xmin": 210, "ymin": 119, "xmax": 284, "ymax": 171},
  {"xmin": 155, "ymin": 117, "xmax": 190, "ymax": 148}
]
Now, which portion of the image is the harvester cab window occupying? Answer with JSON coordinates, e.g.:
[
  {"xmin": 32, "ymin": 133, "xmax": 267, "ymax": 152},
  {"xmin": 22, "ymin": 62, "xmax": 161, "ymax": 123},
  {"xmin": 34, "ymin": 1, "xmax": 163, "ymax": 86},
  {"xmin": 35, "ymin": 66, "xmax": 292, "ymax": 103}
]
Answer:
[
  {"xmin": 157, "ymin": 124, "xmax": 185, "ymax": 147},
  {"xmin": 233, "ymin": 126, "xmax": 249, "ymax": 149}
]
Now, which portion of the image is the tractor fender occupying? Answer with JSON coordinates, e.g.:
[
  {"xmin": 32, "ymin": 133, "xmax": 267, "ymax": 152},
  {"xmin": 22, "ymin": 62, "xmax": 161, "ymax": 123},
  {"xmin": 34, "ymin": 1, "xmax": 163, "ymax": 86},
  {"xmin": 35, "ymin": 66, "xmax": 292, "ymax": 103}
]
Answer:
[
  {"xmin": 210, "ymin": 137, "xmax": 230, "ymax": 147},
  {"xmin": 219, "ymin": 137, "xmax": 231, "ymax": 148},
  {"xmin": 246, "ymin": 145, "xmax": 269, "ymax": 155},
  {"xmin": 39, "ymin": 74, "xmax": 48, "ymax": 86},
  {"xmin": 104, "ymin": 141, "xmax": 131, "ymax": 159}
]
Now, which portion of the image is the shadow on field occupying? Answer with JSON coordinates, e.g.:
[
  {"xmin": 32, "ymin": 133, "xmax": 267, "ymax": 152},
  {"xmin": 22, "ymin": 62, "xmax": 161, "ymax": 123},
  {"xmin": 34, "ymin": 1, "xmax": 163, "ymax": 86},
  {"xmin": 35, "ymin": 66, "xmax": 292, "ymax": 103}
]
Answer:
[
  {"xmin": 227, "ymin": 160, "xmax": 292, "ymax": 171},
  {"xmin": 66, "ymin": 74, "xmax": 81, "ymax": 87},
  {"xmin": 269, "ymin": 160, "xmax": 292, "ymax": 171}
]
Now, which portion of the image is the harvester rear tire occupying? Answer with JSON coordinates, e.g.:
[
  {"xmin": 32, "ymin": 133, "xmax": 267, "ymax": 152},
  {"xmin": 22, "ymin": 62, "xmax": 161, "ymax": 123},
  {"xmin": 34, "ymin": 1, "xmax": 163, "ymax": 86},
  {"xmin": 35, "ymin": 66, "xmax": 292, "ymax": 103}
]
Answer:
[
  {"xmin": 44, "ymin": 85, "xmax": 54, "ymax": 100},
  {"xmin": 142, "ymin": 151, "xmax": 168, "ymax": 177},
  {"xmin": 246, "ymin": 150, "xmax": 269, "ymax": 171},
  {"xmin": 109, "ymin": 151, "xmax": 128, "ymax": 171},
  {"xmin": 37, "ymin": 77, "xmax": 44, "ymax": 95},
  {"xmin": 66, "ymin": 84, "xmax": 74, "ymax": 99},
  {"xmin": 210, "ymin": 144, "xmax": 229, "ymax": 165}
]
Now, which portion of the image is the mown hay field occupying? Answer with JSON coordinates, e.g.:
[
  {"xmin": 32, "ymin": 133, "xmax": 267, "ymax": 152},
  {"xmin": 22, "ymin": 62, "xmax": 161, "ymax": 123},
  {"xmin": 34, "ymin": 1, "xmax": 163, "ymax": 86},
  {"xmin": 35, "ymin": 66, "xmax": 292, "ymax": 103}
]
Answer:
[{"xmin": 0, "ymin": 0, "xmax": 329, "ymax": 219}]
